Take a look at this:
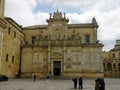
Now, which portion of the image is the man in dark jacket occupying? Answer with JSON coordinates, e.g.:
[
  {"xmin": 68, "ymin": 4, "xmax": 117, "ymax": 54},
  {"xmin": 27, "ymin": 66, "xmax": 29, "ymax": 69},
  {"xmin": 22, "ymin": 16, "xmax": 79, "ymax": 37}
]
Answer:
[
  {"xmin": 33, "ymin": 74, "xmax": 36, "ymax": 82},
  {"xmin": 100, "ymin": 78, "xmax": 105, "ymax": 90},
  {"xmin": 79, "ymin": 77, "xmax": 83, "ymax": 89},
  {"xmin": 72, "ymin": 77, "xmax": 77, "ymax": 89},
  {"xmin": 95, "ymin": 78, "xmax": 101, "ymax": 90}
]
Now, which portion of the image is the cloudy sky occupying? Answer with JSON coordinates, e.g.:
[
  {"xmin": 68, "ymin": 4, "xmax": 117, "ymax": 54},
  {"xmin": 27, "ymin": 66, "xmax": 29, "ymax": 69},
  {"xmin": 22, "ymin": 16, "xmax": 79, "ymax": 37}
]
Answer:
[{"xmin": 4, "ymin": 0, "xmax": 120, "ymax": 51}]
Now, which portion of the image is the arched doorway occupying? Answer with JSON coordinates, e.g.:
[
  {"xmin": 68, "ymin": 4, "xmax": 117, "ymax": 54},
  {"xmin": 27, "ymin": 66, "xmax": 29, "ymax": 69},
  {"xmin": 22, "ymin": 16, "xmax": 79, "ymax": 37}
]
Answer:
[
  {"xmin": 107, "ymin": 63, "xmax": 112, "ymax": 77},
  {"xmin": 118, "ymin": 63, "xmax": 120, "ymax": 77},
  {"xmin": 107, "ymin": 63, "xmax": 112, "ymax": 71}
]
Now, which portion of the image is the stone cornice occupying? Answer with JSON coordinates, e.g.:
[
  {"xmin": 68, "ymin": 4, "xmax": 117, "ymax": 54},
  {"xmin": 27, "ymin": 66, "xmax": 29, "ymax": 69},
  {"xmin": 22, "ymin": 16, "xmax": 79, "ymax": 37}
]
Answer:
[
  {"xmin": 68, "ymin": 23, "xmax": 98, "ymax": 28},
  {"xmin": 4, "ymin": 17, "xmax": 24, "ymax": 34},
  {"xmin": 23, "ymin": 25, "xmax": 48, "ymax": 30},
  {"xmin": 22, "ymin": 42, "xmax": 103, "ymax": 48},
  {"xmin": 23, "ymin": 23, "xmax": 98, "ymax": 30}
]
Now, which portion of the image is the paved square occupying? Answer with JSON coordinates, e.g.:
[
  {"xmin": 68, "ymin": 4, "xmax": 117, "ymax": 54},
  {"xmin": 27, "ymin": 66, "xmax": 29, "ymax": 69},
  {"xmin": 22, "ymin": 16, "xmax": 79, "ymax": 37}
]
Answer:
[{"xmin": 0, "ymin": 78, "xmax": 120, "ymax": 90}]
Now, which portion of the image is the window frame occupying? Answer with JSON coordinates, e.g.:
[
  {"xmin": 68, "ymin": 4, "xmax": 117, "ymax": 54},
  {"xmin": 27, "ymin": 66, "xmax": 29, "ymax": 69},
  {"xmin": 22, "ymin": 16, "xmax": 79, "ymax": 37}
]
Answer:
[
  {"xmin": 6, "ymin": 54, "xmax": 8, "ymax": 62},
  {"xmin": 85, "ymin": 35, "xmax": 90, "ymax": 44}
]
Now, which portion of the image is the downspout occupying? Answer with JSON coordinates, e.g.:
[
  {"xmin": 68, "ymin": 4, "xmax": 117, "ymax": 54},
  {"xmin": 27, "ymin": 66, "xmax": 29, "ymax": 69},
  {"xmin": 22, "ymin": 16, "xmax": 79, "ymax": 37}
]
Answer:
[{"xmin": 18, "ymin": 46, "xmax": 22, "ymax": 78}]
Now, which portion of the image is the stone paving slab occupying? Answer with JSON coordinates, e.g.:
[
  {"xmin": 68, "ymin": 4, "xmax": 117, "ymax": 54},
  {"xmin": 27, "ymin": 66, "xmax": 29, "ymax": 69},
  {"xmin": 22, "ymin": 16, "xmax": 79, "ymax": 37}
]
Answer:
[{"xmin": 0, "ymin": 78, "xmax": 120, "ymax": 90}]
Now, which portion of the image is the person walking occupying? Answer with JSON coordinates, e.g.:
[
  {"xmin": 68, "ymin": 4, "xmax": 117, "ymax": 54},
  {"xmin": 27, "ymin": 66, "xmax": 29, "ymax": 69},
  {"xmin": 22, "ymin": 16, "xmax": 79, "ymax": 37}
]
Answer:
[
  {"xmin": 33, "ymin": 74, "xmax": 36, "ymax": 82},
  {"xmin": 79, "ymin": 77, "xmax": 83, "ymax": 89}
]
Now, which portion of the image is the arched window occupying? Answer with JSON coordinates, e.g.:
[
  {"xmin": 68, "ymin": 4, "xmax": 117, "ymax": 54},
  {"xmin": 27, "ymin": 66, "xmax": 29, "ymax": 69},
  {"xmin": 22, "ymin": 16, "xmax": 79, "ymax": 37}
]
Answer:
[
  {"xmin": 112, "ymin": 54, "xmax": 115, "ymax": 59},
  {"xmin": 107, "ymin": 63, "xmax": 112, "ymax": 71},
  {"xmin": 119, "ymin": 53, "xmax": 120, "ymax": 59},
  {"xmin": 103, "ymin": 63, "xmax": 105, "ymax": 70}
]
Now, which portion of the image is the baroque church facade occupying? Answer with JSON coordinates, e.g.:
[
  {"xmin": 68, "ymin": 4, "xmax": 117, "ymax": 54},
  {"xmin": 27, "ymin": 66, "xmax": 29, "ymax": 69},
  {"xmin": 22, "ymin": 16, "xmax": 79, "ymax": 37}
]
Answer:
[
  {"xmin": 21, "ymin": 11, "xmax": 103, "ymax": 78},
  {"xmin": 0, "ymin": 0, "xmax": 106, "ymax": 78}
]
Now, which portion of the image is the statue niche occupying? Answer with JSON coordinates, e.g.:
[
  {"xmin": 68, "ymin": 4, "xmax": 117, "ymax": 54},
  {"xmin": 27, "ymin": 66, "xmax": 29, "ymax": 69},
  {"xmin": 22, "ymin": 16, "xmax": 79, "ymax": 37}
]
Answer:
[{"xmin": 55, "ymin": 29, "xmax": 61, "ymax": 40}]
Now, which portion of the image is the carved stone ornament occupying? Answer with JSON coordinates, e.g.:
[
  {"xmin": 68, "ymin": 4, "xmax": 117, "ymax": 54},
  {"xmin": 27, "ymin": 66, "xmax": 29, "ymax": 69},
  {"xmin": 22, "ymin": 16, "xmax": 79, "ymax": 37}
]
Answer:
[{"xmin": 52, "ymin": 52, "xmax": 62, "ymax": 57}]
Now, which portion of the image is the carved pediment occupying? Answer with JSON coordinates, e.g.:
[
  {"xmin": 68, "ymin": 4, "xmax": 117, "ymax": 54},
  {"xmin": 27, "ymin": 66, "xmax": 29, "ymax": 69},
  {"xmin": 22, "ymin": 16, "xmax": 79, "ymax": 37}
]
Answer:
[{"xmin": 52, "ymin": 52, "xmax": 62, "ymax": 58}]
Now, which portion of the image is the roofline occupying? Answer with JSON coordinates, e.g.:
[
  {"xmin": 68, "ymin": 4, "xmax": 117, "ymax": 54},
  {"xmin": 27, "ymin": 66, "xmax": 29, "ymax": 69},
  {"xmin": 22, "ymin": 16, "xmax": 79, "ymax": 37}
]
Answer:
[
  {"xmin": 5, "ymin": 17, "xmax": 24, "ymax": 34},
  {"xmin": 23, "ymin": 25, "xmax": 48, "ymax": 30},
  {"xmin": 23, "ymin": 23, "xmax": 98, "ymax": 30}
]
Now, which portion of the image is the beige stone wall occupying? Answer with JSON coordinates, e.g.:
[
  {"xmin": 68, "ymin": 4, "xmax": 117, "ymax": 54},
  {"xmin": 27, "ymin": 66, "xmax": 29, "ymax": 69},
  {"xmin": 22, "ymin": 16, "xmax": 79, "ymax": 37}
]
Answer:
[
  {"xmin": 1, "ymin": 18, "xmax": 24, "ymax": 78},
  {"xmin": 0, "ymin": 0, "xmax": 4, "ymax": 19},
  {"xmin": 21, "ymin": 11, "xmax": 103, "ymax": 78},
  {"xmin": 21, "ymin": 47, "xmax": 48, "ymax": 78},
  {"xmin": 23, "ymin": 29, "xmax": 39, "ymax": 44},
  {"xmin": 23, "ymin": 27, "xmax": 97, "ymax": 45},
  {"xmin": 0, "ymin": 28, "xmax": 3, "ymax": 73},
  {"xmin": 103, "ymin": 40, "xmax": 120, "ymax": 77},
  {"xmin": 67, "ymin": 28, "xmax": 95, "ymax": 43},
  {"xmin": 21, "ymin": 45, "xmax": 103, "ymax": 78},
  {"xmin": 0, "ymin": 0, "xmax": 7, "ymax": 74}
]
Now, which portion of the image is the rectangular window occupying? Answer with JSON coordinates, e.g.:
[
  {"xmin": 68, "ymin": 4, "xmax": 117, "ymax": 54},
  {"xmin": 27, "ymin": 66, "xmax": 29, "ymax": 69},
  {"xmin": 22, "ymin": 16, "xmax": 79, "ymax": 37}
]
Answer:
[
  {"xmin": 32, "ymin": 36, "xmax": 36, "ymax": 44},
  {"xmin": 0, "ymin": 46, "xmax": 1, "ymax": 57},
  {"xmin": 6, "ymin": 54, "xmax": 8, "ymax": 62},
  {"xmin": 12, "ymin": 56, "xmax": 14, "ymax": 63},
  {"xmin": 85, "ymin": 35, "xmax": 90, "ymax": 43},
  {"xmin": 119, "ymin": 53, "xmax": 120, "ymax": 59},
  {"xmin": 14, "ymin": 31, "xmax": 16, "ymax": 38},
  {"xmin": 8, "ymin": 27, "xmax": 11, "ymax": 35},
  {"xmin": 0, "ymin": 34, "xmax": 2, "ymax": 44}
]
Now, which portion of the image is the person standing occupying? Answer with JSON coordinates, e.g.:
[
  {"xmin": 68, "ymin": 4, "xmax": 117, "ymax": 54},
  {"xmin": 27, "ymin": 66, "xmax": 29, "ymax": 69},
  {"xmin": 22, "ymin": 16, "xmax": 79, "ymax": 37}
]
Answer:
[
  {"xmin": 74, "ymin": 78, "xmax": 77, "ymax": 89},
  {"xmin": 72, "ymin": 77, "xmax": 77, "ymax": 89},
  {"xmin": 95, "ymin": 78, "xmax": 101, "ymax": 90},
  {"xmin": 79, "ymin": 77, "xmax": 83, "ymax": 89},
  {"xmin": 46, "ymin": 75, "xmax": 50, "ymax": 83},
  {"xmin": 33, "ymin": 74, "xmax": 36, "ymax": 82},
  {"xmin": 100, "ymin": 78, "xmax": 105, "ymax": 90}
]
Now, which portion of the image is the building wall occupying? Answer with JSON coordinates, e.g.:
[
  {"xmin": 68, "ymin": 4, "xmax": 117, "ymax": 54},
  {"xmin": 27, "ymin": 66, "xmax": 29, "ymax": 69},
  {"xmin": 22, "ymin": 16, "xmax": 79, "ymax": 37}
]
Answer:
[
  {"xmin": 0, "ymin": 0, "xmax": 4, "ymax": 19},
  {"xmin": 21, "ymin": 11, "xmax": 103, "ymax": 78},
  {"xmin": 0, "ymin": 0, "xmax": 6, "ymax": 74},
  {"xmin": 1, "ymin": 0, "xmax": 119, "ymax": 79},
  {"xmin": 103, "ymin": 40, "xmax": 120, "ymax": 77},
  {"xmin": 0, "ymin": 28, "xmax": 3, "ymax": 73},
  {"xmin": 21, "ymin": 45, "xmax": 103, "ymax": 78},
  {"xmin": 1, "ymin": 18, "xmax": 24, "ymax": 78}
]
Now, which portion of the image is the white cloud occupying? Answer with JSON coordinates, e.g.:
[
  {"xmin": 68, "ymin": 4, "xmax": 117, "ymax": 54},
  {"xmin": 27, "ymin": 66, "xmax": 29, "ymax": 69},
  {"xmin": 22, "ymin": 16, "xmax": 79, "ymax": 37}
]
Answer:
[
  {"xmin": 35, "ymin": 12, "xmax": 49, "ymax": 24},
  {"xmin": 5, "ymin": 0, "xmax": 120, "ymax": 51},
  {"xmin": 5, "ymin": 0, "xmax": 37, "ymax": 26}
]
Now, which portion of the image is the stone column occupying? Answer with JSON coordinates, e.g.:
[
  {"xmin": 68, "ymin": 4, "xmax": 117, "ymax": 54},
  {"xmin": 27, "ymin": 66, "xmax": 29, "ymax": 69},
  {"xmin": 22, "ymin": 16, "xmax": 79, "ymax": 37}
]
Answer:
[
  {"xmin": 0, "ymin": 30, "xmax": 3, "ymax": 72},
  {"xmin": 94, "ymin": 28, "xmax": 97, "ymax": 43},
  {"xmin": 62, "ymin": 25, "xmax": 67, "ymax": 40},
  {"xmin": 48, "ymin": 44, "xmax": 51, "ymax": 75},
  {"xmin": 0, "ymin": 0, "xmax": 5, "ymax": 18},
  {"xmin": 62, "ymin": 46, "xmax": 66, "ymax": 76},
  {"xmin": 32, "ymin": 48, "xmax": 34, "ymax": 76}
]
